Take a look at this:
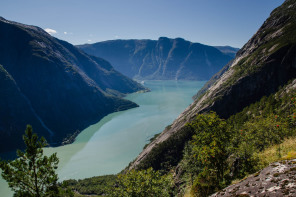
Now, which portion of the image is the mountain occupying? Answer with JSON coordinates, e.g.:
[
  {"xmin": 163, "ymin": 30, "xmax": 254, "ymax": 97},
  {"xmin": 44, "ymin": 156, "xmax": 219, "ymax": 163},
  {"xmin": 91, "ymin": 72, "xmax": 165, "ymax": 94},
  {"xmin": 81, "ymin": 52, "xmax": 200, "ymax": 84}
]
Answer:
[
  {"xmin": 213, "ymin": 46, "xmax": 240, "ymax": 58},
  {"xmin": 77, "ymin": 38, "xmax": 235, "ymax": 80},
  {"xmin": 0, "ymin": 17, "xmax": 145, "ymax": 153},
  {"xmin": 130, "ymin": 0, "xmax": 296, "ymax": 169}
]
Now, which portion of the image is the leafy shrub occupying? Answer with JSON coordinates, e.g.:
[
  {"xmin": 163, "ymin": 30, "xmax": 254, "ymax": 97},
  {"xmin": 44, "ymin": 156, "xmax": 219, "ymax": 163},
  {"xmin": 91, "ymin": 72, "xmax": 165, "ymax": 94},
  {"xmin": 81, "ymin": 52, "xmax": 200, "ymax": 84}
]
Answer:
[
  {"xmin": 108, "ymin": 168, "xmax": 173, "ymax": 197},
  {"xmin": 191, "ymin": 169, "xmax": 219, "ymax": 197},
  {"xmin": 61, "ymin": 175, "xmax": 116, "ymax": 196}
]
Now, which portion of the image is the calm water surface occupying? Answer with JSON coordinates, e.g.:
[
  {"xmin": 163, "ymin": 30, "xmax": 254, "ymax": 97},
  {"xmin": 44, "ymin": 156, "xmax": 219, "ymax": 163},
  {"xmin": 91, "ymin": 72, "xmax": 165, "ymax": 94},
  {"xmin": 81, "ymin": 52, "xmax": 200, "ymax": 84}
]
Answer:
[{"xmin": 0, "ymin": 80, "xmax": 205, "ymax": 196}]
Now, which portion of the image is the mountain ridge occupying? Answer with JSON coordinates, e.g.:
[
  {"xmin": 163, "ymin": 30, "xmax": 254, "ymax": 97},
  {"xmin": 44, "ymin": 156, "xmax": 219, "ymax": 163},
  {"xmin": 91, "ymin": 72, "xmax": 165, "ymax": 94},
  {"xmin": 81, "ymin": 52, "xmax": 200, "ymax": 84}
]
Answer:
[{"xmin": 77, "ymin": 38, "xmax": 237, "ymax": 80}]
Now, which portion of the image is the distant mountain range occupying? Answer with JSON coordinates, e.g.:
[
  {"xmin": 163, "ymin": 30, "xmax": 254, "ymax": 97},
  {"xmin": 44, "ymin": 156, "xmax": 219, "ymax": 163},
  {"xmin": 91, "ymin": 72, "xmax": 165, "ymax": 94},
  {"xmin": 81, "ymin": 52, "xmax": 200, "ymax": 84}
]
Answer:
[
  {"xmin": 78, "ymin": 38, "xmax": 238, "ymax": 80},
  {"xmin": 0, "ymin": 17, "xmax": 146, "ymax": 153},
  {"xmin": 213, "ymin": 46, "xmax": 240, "ymax": 58}
]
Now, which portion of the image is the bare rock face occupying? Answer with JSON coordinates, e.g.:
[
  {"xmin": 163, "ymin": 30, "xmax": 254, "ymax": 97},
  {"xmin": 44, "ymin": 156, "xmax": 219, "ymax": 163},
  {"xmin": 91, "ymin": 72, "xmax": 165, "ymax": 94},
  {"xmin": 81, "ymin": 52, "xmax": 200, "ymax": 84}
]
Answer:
[
  {"xmin": 130, "ymin": 0, "xmax": 296, "ymax": 169},
  {"xmin": 0, "ymin": 17, "xmax": 145, "ymax": 153},
  {"xmin": 78, "ymin": 38, "xmax": 236, "ymax": 80},
  {"xmin": 211, "ymin": 159, "xmax": 296, "ymax": 197}
]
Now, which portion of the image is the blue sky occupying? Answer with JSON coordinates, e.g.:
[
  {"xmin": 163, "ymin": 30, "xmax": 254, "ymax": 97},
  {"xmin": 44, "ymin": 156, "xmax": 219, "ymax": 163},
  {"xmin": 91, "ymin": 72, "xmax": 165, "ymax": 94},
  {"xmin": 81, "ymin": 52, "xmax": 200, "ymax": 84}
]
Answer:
[{"xmin": 0, "ymin": 0, "xmax": 284, "ymax": 48}]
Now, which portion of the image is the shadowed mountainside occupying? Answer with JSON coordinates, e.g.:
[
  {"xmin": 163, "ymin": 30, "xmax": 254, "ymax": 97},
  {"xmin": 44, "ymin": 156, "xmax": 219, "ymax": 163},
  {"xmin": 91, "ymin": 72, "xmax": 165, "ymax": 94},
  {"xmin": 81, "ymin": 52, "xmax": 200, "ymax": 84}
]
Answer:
[{"xmin": 0, "ymin": 17, "xmax": 146, "ymax": 153}]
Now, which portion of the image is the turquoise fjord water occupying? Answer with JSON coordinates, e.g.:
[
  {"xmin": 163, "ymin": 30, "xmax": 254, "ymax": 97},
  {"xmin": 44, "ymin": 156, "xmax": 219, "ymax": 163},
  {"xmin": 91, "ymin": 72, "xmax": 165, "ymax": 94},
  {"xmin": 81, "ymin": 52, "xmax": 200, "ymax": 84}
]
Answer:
[{"xmin": 0, "ymin": 80, "xmax": 205, "ymax": 196}]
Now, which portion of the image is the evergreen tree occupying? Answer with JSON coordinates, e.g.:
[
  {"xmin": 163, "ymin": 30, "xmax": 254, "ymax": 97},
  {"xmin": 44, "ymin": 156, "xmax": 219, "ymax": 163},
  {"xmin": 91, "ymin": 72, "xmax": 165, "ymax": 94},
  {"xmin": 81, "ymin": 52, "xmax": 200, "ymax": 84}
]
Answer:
[{"xmin": 0, "ymin": 125, "xmax": 59, "ymax": 197}]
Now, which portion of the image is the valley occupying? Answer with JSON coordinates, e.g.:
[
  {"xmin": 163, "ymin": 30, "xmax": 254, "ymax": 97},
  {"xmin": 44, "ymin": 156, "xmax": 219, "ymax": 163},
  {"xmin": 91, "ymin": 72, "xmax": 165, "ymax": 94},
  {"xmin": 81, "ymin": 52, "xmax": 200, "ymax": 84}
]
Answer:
[
  {"xmin": 0, "ymin": 80, "xmax": 205, "ymax": 197},
  {"xmin": 0, "ymin": 0, "xmax": 293, "ymax": 196}
]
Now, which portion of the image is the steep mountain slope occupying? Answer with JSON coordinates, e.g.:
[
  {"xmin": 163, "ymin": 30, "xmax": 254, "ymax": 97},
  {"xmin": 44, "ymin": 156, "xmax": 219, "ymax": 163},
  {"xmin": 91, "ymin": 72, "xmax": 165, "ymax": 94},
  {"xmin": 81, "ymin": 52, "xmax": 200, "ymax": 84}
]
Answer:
[
  {"xmin": 130, "ymin": 0, "xmax": 296, "ymax": 169},
  {"xmin": 78, "ymin": 38, "xmax": 234, "ymax": 80},
  {"xmin": 0, "ymin": 64, "xmax": 49, "ymax": 153},
  {"xmin": 0, "ymin": 17, "xmax": 145, "ymax": 153}
]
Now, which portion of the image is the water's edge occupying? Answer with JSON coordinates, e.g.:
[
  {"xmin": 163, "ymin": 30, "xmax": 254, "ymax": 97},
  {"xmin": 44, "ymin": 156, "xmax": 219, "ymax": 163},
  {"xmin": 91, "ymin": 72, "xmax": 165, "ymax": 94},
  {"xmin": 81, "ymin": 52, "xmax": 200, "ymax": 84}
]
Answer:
[{"xmin": 0, "ymin": 80, "xmax": 205, "ymax": 196}]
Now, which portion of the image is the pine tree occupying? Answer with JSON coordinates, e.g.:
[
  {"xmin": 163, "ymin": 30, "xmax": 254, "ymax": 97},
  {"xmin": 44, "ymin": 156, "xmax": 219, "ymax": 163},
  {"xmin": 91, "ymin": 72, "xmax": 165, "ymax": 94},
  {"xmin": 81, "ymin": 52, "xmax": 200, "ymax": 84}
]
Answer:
[{"xmin": 0, "ymin": 125, "xmax": 59, "ymax": 197}]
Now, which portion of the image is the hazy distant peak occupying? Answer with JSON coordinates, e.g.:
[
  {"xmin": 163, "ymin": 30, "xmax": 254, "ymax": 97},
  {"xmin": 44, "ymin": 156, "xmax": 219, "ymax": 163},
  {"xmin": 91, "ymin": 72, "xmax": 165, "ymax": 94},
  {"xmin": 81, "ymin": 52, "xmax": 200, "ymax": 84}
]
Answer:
[{"xmin": 78, "ymin": 38, "xmax": 235, "ymax": 80}]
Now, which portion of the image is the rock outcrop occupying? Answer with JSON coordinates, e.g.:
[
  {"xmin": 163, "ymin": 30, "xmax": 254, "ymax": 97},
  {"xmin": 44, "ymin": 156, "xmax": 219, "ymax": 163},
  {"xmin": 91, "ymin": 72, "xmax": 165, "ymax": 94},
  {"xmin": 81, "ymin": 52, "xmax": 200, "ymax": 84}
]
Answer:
[
  {"xmin": 78, "ymin": 38, "xmax": 236, "ymax": 80},
  {"xmin": 130, "ymin": 0, "xmax": 296, "ymax": 169},
  {"xmin": 211, "ymin": 159, "xmax": 296, "ymax": 197},
  {"xmin": 0, "ymin": 17, "xmax": 145, "ymax": 153}
]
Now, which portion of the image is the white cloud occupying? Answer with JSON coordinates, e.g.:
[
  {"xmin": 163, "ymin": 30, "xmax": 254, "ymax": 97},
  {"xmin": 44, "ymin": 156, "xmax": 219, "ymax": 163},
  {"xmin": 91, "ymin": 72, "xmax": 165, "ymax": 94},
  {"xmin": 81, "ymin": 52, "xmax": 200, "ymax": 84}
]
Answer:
[
  {"xmin": 88, "ymin": 39, "xmax": 92, "ymax": 42},
  {"xmin": 64, "ymin": 32, "xmax": 67, "ymax": 35},
  {"xmin": 44, "ymin": 28, "xmax": 57, "ymax": 35},
  {"xmin": 115, "ymin": 35, "xmax": 119, "ymax": 39}
]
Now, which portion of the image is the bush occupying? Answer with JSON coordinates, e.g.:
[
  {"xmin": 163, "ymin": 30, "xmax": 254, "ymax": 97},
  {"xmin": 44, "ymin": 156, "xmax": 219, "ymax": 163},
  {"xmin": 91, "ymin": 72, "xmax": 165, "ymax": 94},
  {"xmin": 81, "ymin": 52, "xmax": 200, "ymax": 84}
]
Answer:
[{"xmin": 108, "ymin": 168, "xmax": 173, "ymax": 197}]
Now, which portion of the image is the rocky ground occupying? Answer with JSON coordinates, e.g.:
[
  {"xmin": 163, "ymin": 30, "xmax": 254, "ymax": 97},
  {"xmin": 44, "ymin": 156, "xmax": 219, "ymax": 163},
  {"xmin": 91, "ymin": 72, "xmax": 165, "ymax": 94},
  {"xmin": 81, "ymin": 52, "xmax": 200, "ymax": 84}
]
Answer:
[{"xmin": 211, "ymin": 159, "xmax": 296, "ymax": 197}]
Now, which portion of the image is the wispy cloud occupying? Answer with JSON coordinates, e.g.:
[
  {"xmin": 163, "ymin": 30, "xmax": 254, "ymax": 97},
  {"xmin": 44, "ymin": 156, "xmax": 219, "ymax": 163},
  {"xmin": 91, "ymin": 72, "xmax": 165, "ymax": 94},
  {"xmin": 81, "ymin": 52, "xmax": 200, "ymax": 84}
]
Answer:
[
  {"xmin": 44, "ymin": 28, "xmax": 57, "ymax": 35},
  {"xmin": 115, "ymin": 35, "xmax": 119, "ymax": 39},
  {"xmin": 88, "ymin": 39, "xmax": 92, "ymax": 42},
  {"xmin": 64, "ymin": 32, "xmax": 68, "ymax": 35}
]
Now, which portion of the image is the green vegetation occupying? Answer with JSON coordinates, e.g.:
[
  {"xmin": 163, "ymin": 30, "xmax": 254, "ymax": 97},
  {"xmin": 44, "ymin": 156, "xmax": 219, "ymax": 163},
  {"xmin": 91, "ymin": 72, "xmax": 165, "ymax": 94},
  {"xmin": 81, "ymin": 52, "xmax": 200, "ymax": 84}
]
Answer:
[
  {"xmin": 187, "ymin": 113, "xmax": 231, "ymax": 196},
  {"xmin": 177, "ymin": 87, "xmax": 296, "ymax": 196},
  {"xmin": 2, "ymin": 1, "xmax": 296, "ymax": 196},
  {"xmin": 65, "ymin": 80, "xmax": 296, "ymax": 197},
  {"xmin": 61, "ymin": 169, "xmax": 174, "ymax": 197},
  {"xmin": 257, "ymin": 136, "xmax": 296, "ymax": 168},
  {"xmin": 142, "ymin": 133, "xmax": 161, "ymax": 150},
  {"xmin": 137, "ymin": 125, "xmax": 195, "ymax": 171},
  {"xmin": 107, "ymin": 168, "xmax": 173, "ymax": 197},
  {"xmin": 0, "ymin": 125, "xmax": 73, "ymax": 197},
  {"xmin": 61, "ymin": 175, "xmax": 117, "ymax": 196}
]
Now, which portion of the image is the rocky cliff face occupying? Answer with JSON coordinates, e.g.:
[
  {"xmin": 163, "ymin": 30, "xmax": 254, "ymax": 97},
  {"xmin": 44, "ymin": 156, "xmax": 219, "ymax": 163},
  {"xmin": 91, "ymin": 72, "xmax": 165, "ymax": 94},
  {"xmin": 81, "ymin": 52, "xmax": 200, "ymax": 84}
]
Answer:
[
  {"xmin": 130, "ymin": 0, "xmax": 296, "ymax": 169},
  {"xmin": 78, "ymin": 38, "xmax": 236, "ymax": 80},
  {"xmin": 0, "ymin": 17, "xmax": 145, "ymax": 153}
]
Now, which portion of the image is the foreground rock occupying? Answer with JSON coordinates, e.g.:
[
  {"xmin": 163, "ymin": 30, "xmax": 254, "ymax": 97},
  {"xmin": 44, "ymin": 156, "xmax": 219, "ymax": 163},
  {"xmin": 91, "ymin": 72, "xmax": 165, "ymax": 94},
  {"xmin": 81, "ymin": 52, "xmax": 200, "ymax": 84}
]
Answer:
[{"xmin": 211, "ymin": 159, "xmax": 296, "ymax": 197}]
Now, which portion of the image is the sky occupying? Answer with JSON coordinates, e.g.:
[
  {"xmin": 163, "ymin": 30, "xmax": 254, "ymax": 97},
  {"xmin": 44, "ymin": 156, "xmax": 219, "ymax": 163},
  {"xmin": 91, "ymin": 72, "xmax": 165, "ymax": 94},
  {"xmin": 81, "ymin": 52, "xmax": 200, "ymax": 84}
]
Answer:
[{"xmin": 0, "ymin": 0, "xmax": 285, "ymax": 48}]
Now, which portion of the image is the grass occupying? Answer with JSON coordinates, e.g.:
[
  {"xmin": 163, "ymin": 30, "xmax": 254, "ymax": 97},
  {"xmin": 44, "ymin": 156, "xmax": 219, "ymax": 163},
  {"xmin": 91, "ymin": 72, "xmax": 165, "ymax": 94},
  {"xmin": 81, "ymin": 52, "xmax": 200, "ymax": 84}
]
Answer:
[
  {"xmin": 183, "ymin": 187, "xmax": 193, "ymax": 197},
  {"xmin": 231, "ymin": 179, "xmax": 243, "ymax": 185},
  {"xmin": 226, "ymin": 137, "xmax": 296, "ymax": 193},
  {"xmin": 256, "ymin": 136, "xmax": 296, "ymax": 168}
]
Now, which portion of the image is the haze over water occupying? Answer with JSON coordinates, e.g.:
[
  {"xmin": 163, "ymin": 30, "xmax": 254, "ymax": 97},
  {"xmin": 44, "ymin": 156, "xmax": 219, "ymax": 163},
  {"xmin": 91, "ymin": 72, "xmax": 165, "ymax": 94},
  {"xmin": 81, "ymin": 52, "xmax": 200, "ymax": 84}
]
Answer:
[{"xmin": 0, "ymin": 80, "xmax": 205, "ymax": 196}]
